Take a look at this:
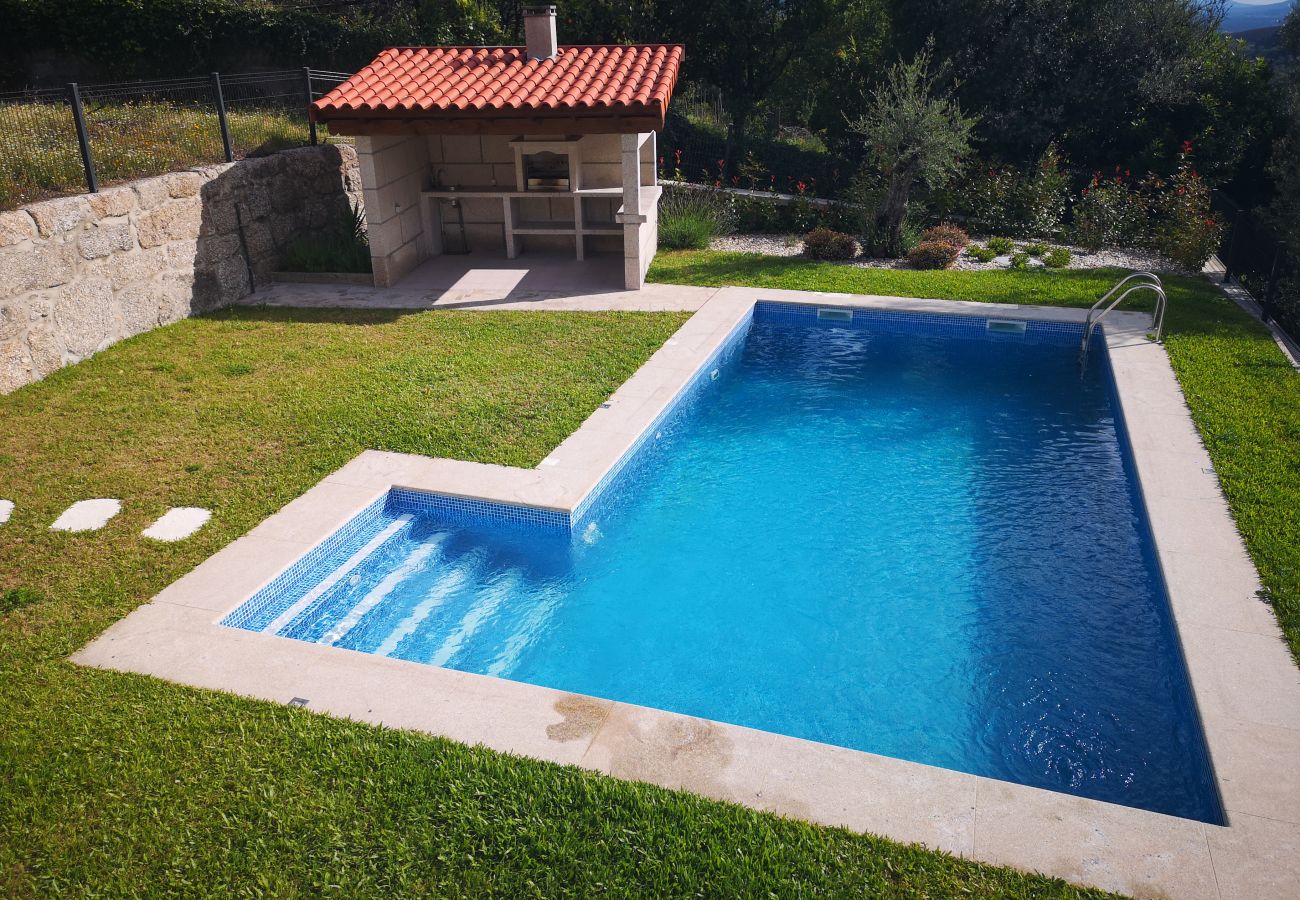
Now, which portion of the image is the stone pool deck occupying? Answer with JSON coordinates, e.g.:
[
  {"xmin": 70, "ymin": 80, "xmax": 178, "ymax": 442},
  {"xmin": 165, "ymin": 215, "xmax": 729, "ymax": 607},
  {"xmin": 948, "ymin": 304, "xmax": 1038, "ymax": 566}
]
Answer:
[
  {"xmin": 253, "ymin": 253, "xmax": 718, "ymax": 312},
  {"xmin": 79, "ymin": 283, "xmax": 1300, "ymax": 899}
]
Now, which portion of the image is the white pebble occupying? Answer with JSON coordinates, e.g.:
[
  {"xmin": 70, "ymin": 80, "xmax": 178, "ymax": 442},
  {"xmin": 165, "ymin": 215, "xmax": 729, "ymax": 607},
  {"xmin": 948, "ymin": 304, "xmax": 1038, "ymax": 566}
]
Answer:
[
  {"xmin": 142, "ymin": 507, "xmax": 211, "ymax": 542},
  {"xmin": 50, "ymin": 498, "xmax": 121, "ymax": 532},
  {"xmin": 0, "ymin": 499, "xmax": 13, "ymax": 524}
]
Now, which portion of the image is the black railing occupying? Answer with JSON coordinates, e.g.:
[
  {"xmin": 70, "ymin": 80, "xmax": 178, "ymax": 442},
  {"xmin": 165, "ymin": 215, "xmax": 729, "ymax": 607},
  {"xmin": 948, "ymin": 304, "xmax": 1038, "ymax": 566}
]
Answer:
[
  {"xmin": 0, "ymin": 68, "xmax": 351, "ymax": 210},
  {"xmin": 1213, "ymin": 190, "xmax": 1298, "ymax": 346}
]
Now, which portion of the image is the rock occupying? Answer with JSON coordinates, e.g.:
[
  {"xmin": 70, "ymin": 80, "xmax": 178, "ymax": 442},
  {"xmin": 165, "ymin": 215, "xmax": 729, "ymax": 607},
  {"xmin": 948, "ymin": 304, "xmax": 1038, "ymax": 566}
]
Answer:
[
  {"xmin": 26, "ymin": 318, "xmax": 65, "ymax": 379},
  {"xmin": 0, "ymin": 340, "xmax": 33, "ymax": 394},
  {"xmin": 88, "ymin": 187, "xmax": 136, "ymax": 218},
  {"xmin": 4, "ymin": 242, "xmax": 78, "ymax": 296},
  {"xmin": 211, "ymin": 255, "xmax": 252, "ymax": 305},
  {"xmin": 53, "ymin": 277, "xmax": 115, "ymax": 358},
  {"xmin": 0, "ymin": 303, "xmax": 22, "ymax": 341},
  {"xmin": 27, "ymin": 196, "xmax": 91, "ymax": 237},
  {"xmin": 164, "ymin": 171, "xmax": 203, "ymax": 198},
  {"xmin": 158, "ymin": 271, "xmax": 196, "ymax": 322},
  {"xmin": 198, "ymin": 234, "xmax": 243, "ymax": 267},
  {"xmin": 118, "ymin": 280, "xmax": 164, "ymax": 334},
  {"xmin": 0, "ymin": 499, "xmax": 12, "ymax": 524},
  {"xmin": 135, "ymin": 199, "xmax": 202, "ymax": 249},
  {"xmin": 78, "ymin": 219, "xmax": 135, "ymax": 259},
  {"xmin": 132, "ymin": 176, "xmax": 171, "ymax": 211},
  {"xmin": 96, "ymin": 246, "xmax": 168, "ymax": 291},
  {"xmin": 0, "ymin": 211, "xmax": 37, "ymax": 248}
]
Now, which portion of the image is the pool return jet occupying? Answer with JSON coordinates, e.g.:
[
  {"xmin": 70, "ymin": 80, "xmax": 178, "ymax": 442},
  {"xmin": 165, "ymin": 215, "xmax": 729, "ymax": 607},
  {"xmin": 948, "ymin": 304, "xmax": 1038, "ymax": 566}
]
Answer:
[{"xmin": 1079, "ymin": 272, "xmax": 1167, "ymax": 370}]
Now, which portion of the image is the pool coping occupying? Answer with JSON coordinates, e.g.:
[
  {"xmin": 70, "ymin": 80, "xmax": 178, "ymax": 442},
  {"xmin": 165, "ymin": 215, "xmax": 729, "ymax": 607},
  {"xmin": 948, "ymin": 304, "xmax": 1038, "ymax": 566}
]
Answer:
[{"xmin": 73, "ymin": 286, "xmax": 1300, "ymax": 899}]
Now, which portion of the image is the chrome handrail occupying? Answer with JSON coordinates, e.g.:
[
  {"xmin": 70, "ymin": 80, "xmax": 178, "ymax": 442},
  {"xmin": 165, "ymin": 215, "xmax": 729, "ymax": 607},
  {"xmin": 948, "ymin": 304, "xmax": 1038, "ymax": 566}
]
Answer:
[{"xmin": 1079, "ymin": 273, "xmax": 1166, "ymax": 367}]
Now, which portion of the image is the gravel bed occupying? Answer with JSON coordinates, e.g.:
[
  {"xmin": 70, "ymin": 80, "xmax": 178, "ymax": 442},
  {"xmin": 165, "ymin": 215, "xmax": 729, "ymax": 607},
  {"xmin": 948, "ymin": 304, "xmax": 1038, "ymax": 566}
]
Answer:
[{"xmin": 710, "ymin": 233, "xmax": 1191, "ymax": 275}]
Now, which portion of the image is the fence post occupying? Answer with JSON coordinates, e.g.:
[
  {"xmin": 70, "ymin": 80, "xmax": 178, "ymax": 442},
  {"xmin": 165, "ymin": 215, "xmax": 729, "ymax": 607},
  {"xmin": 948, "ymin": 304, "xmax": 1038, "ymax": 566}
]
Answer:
[
  {"xmin": 1222, "ymin": 210, "xmax": 1240, "ymax": 284},
  {"xmin": 211, "ymin": 72, "xmax": 233, "ymax": 163},
  {"xmin": 302, "ymin": 67, "xmax": 317, "ymax": 146},
  {"xmin": 67, "ymin": 83, "xmax": 98, "ymax": 194},
  {"xmin": 1262, "ymin": 247, "xmax": 1282, "ymax": 323}
]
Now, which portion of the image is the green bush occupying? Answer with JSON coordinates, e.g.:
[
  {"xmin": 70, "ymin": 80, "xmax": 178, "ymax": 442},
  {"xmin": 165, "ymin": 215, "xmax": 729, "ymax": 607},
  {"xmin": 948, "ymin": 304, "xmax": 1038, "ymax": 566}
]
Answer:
[
  {"xmin": 928, "ymin": 143, "xmax": 1069, "ymax": 238},
  {"xmin": 280, "ymin": 203, "xmax": 371, "ymax": 273},
  {"xmin": 907, "ymin": 240, "xmax": 961, "ymax": 269},
  {"xmin": 1024, "ymin": 242, "xmax": 1048, "ymax": 257},
  {"xmin": 967, "ymin": 245, "xmax": 998, "ymax": 263},
  {"xmin": 919, "ymin": 222, "xmax": 970, "ymax": 249},
  {"xmin": 986, "ymin": 236, "xmax": 1014, "ymax": 254},
  {"xmin": 1009, "ymin": 251, "xmax": 1031, "ymax": 270},
  {"xmin": 802, "ymin": 227, "xmax": 859, "ymax": 260},
  {"xmin": 730, "ymin": 192, "xmax": 863, "ymax": 235},
  {"xmin": 1043, "ymin": 247, "xmax": 1072, "ymax": 268},
  {"xmin": 1071, "ymin": 171, "xmax": 1151, "ymax": 250},
  {"xmin": 658, "ymin": 184, "xmax": 736, "ymax": 250},
  {"xmin": 1150, "ymin": 158, "xmax": 1223, "ymax": 269}
]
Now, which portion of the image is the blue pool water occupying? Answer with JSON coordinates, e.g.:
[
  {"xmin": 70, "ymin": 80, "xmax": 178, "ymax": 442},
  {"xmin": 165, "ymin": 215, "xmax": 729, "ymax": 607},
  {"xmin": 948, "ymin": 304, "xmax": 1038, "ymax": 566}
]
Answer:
[{"xmin": 226, "ymin": 303, "xmax": 1221, "ymax": 823}]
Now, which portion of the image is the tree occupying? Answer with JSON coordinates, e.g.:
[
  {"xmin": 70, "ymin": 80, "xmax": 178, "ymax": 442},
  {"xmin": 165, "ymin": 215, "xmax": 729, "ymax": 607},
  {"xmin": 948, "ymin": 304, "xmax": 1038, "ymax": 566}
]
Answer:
[
  {"xmin": 1267, "ymin": 7, "xmax": 1300, "ymax": 258},
  {"xmin": 886, "ymin": 0, "xmax": 1270, "ymax": 182},
  {"xmin": 848, "ymin": 48, "xmax": 975, "ymax": 256},
  {"xmin": 655, "ymin": 0, "xmax": 840, "ymax": 176}
]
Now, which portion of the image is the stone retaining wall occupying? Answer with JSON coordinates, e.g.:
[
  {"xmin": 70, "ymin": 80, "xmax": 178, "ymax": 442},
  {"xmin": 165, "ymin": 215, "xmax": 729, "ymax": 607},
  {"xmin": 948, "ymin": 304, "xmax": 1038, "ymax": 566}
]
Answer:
[{"xmin": 0, "ymin": 144, "xmax": 363, "ymax": 394}]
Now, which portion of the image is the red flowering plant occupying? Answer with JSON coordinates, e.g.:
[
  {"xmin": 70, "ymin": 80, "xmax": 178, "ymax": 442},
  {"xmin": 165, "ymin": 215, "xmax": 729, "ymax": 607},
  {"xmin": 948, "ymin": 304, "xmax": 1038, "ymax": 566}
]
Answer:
[
  {"xmin": 1150, "ymin": 143, "xmax": 1223, "ymax": 270},
  {"xmin": 1070, "ymin": 167, "xmax": 1150, "ymax": 251}
]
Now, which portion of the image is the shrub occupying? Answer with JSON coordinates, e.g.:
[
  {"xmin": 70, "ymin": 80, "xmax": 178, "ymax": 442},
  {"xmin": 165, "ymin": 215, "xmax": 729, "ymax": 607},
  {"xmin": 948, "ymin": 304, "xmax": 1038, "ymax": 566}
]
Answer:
[
  {"xmin": 919, "ymin": 222, "xmax": 970, "ymax": 249},
  {"xmin": 1150, "ymin": 159, "xmax": 1223, "ymax": 270},
  {"xmin": 1071, "ymin": 172, "xmax": 1150, "ymax": 250},
  {"xmin": 967, "ymin": 246, "xmax": 997, "ymax": 263},
  {"xmin": 280, "ymin": 203, "xmax": 371, "ymax": 273},
  {"xmin": 1043, "ymin": 247, "xmax": 1072, "ymax": 268},
  {"xmin": 928, "ymin": 143, "xmax": 1069, "ymax": 238},
  {"xmin": 1009, "ymin": 251, "xmax": 1031, "ymax": 270},
  {"xmin": 986, "ymin": 236, "xmax": 1014, "ymax": 254},
  {"xmin": 907, "ymin": 240, "xmax": 961, "ymax": 269},
  {"xmin": 802, "ymin": 227, "xmax": 859, "ymax": 260},
  {"xmin": 1024, "ymin": 242, "xmax": 1047, "ymax": 257},
  {"xmin": 658, "ymin": 184, "xmax": 736, "ymax": 249}
]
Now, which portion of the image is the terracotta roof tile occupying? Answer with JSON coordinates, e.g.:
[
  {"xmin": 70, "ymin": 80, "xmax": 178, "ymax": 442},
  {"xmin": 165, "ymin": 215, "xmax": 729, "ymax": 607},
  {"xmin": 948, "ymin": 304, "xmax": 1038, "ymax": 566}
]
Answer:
[{"xmin": 312, "ymin": 44, "xmax": 684, "ymax": 125}]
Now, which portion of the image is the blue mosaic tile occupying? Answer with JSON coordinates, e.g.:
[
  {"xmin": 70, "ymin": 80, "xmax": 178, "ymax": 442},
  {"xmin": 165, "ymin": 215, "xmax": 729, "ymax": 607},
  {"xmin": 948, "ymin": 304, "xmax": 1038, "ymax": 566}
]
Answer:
[
  {"xmin": 223, "ymin": 300, "xmax": 1111, "ymax": 635},
  {"xmin": 220, "ymin": 494, "xmax": 393, "ymax": 632},
  {"xmin": 387, "ymin": 487, "xmax": 569, "ymax": 532},
  {"xmin": 753, "ymin": 300, "xmax": 1087, "ymax": 348}
]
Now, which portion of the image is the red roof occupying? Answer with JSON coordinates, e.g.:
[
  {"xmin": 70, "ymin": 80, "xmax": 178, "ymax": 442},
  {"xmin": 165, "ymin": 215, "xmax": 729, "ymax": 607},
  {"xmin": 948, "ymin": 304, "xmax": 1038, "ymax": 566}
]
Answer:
[{"xmin": 312, "ymin": 44, "xmax": 684, "ymax": 134}]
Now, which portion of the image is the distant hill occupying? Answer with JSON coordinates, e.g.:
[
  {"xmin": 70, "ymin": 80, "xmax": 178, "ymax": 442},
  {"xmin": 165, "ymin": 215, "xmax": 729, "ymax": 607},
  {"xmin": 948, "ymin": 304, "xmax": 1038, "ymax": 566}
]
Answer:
[{"xmin": 1222, "ymin": 1, "xmax": 1294, "ymax": 34}]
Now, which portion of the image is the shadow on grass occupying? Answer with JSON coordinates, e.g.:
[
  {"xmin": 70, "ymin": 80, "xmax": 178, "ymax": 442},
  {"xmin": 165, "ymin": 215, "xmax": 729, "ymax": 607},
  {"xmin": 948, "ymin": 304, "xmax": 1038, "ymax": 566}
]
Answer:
[{"xmin": 205, "ymin": 304, "xmax": 423, "ymax": 327}]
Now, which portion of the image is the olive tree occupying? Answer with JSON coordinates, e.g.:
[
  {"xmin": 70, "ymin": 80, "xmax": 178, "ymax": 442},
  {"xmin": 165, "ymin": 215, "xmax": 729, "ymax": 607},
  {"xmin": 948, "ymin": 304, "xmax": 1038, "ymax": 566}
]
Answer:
[{"xmin": 849, "ymin": 49, "xmax": 975, "ymax": 256}]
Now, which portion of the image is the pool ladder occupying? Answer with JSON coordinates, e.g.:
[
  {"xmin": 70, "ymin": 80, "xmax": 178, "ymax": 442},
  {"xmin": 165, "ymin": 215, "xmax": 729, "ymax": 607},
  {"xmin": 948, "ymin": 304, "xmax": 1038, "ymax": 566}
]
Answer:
[{"xmin": 1079, "ymin": 273, "xmax": 1167, "ymax": 369}]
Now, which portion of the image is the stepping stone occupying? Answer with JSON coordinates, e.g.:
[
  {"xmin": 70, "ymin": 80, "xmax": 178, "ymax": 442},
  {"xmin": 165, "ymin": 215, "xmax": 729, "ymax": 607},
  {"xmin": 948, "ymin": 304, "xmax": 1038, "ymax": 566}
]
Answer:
[
  {"xmin": 50, "ymin": 498, "xmax": 121, "ymax": 532},
  {"xmin": 142, "ymin": 507, "xmax": 211, "ymax": 542},
  {"xmin": 0, "ymin": 500, "xmax": 12, "ymax": 524}
]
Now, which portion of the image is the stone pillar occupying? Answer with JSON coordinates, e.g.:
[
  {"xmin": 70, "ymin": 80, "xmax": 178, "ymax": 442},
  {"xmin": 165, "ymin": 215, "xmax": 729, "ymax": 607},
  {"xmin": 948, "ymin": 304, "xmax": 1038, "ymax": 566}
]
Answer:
[{"xmin": 616, "ymin": 132, "xmax": 648, "ymax": 290}]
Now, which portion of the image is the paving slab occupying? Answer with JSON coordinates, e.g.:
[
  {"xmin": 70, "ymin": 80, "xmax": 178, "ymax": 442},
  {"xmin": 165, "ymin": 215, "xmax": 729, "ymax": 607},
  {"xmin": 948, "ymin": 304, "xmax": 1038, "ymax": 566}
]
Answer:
[
  {"xmin": 49, "ymin": 498, "xmax": 120, "ymax": 532},
  {"xmin": 142, "ymin": 507, "xmax": 211, "ymax": 541}
]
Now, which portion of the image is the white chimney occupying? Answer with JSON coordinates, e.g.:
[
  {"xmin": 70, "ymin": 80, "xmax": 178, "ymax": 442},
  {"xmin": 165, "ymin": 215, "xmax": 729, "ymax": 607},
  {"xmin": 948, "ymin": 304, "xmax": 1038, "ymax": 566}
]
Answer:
[{"xmin": 523, "ymin": 5, "xmax": 558, "ymax": 61}]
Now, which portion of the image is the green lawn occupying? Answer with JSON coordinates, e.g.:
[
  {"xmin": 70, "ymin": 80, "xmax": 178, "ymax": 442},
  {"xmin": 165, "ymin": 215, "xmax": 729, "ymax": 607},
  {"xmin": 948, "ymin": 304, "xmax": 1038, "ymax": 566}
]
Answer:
[
  {"xmin": 0, "ymin": 307, "xmax": 1106, "ymax": 897},
  {"xmin": 650, "ymin": 250, "xmax": 1300, "ymax": 662}
]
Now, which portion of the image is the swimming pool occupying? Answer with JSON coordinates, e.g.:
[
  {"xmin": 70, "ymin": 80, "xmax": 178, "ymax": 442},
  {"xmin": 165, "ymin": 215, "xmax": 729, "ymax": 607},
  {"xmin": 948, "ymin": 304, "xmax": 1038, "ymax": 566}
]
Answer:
[{"xmin": 224, "ymin": 302, "xmax": 1221, "ymax": 823}]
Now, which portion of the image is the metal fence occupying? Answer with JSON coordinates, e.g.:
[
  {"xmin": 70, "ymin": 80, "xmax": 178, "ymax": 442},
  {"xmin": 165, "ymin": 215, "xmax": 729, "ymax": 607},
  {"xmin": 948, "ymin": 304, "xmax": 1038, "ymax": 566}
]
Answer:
[
  {"xmin": 1214, "ymin": 191, "xmax": 1299, "ymax": 346},
  {"xmin": 0, "ymin": 68, "xmax": 351, "ymax": 210}
]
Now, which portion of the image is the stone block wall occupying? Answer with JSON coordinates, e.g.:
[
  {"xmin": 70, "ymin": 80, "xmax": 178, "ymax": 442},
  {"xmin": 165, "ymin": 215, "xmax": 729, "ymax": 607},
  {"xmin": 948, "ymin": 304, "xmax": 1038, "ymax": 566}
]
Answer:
[
  {"xmin": 355, "ymin": 135, "xmax": 429, "ymax": 287},
  {"xmin": 0, "ymin": 144, "xmax": 362, "ymax": 394}
]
